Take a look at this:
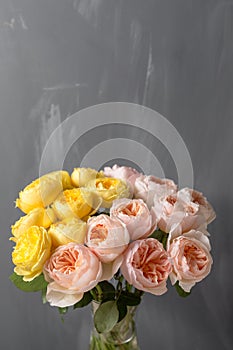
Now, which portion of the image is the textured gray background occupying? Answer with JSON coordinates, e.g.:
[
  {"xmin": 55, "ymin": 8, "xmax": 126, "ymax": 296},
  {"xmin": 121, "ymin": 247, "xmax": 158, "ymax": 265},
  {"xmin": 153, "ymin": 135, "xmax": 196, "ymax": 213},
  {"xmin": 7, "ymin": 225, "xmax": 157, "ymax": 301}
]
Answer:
[{"xmin": 0, "ymin": 0, "xmax": 232, "ymax": 349}]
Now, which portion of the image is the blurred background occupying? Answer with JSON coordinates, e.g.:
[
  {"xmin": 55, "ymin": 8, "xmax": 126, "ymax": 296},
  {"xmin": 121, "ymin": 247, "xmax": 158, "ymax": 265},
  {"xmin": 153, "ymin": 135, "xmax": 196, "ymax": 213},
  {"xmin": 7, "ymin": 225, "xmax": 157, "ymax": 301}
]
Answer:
[{"xmin": 0, "ymin": 0, "xmax": 232, "ymax": 349}]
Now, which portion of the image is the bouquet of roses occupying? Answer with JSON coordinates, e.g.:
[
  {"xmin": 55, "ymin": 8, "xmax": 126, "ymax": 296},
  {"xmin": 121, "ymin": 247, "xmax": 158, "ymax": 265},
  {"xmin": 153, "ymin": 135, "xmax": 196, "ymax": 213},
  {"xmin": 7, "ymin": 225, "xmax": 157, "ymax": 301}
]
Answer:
[{"xmin": 10, "ymin": 164, "xmax": 215, "ymax": 347}]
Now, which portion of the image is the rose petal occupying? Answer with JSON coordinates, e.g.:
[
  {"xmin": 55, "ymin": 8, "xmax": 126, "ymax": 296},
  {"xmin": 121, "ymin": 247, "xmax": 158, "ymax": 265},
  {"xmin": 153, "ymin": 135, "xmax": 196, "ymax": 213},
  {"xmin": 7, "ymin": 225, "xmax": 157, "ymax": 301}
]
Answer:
[{"xmin": 46, "ymin": 282, "xmax": 84, "ymax": 307}]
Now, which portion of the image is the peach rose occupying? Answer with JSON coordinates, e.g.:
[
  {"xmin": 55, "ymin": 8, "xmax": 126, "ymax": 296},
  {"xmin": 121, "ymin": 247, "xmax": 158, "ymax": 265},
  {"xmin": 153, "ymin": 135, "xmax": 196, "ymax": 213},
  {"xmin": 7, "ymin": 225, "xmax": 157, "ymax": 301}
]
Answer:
[
  {"xmin": 110, "ymin": 198, "xmax": 157, "ymax": 240},
  {"xmin": 86, "ymin": 214, "xmax": 130, "ymax": 263},
  {"xmin": 121, "ymin": 238, "xmax": 172, "ymax": 295},
  {"xmin": 44, "ymin": 243, "xmax": 102, "ymax": 307},
  {"xmin": 167, "ymin": 230, "xmax": 213, "ymax": 292},
  {"xmin": 104, "ymin": 164, "xmax": 141, "ymax": 193},
  {"xmin": 134, "ymin": 175, "xmax": 177, "ymax": 208},
  {"xmin": 178, "ymin": 188, "xmax": 216, "ymax": 224},
  {"xmin": 151, "ymin": 192, "xmax": 207, "ymax": 235}
]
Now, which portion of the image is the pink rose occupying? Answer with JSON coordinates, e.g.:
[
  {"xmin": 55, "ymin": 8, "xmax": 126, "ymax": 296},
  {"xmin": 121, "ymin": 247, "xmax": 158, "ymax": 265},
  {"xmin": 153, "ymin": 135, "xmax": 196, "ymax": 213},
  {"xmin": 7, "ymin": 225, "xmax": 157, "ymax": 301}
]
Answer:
[
  {"xmin": 152, "ymin": 192, "xmax": 207, "ymax": 234},
  {"xmin": 121, "ymin": 238, "xmax": 172, "ymax": 295},
  {"xmin": 110, "ymin": 198, "xmax": 157, "ymax": 240},
  {"xmin": 167, "ymin": 230, "xmax": 213, "ymax": 292},
  {"xmin": 134, "ymin": 175, "xmax": 177, "ymax": 208},
  {"xmin": 86, "ymin": 214, "xmax": 130, "ymax": 263},
  {"xmin": 44, "ymin": 243, "xmax": 102, "ymax": 307},
  {"xmin": 178, "ymin": 188, "xmax": 216, "ymax": 224},
  {"xmin": 104, "ymin": 164, "xmax": 141, "ymax": 194}
]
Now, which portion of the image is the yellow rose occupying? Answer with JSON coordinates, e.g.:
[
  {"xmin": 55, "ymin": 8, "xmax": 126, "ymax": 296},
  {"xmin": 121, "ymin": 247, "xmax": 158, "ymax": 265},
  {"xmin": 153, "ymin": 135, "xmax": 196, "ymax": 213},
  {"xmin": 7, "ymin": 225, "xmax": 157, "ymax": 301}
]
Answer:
[
  {"xmin": 11, "ymin": 226, "xmax": 52, "ymax": 281},
  {"xmin": 85, "ymin": 177, "xmax": 131, "ymax": 208},
  {"xmin": 49, "ymin": 217, "xmax": 87, "ymax": 248},
  {"xmin": 71, "ymin": 167, "xmax": 104, "ymax": 187},
  {"xmin": 11, "ymin": 207, "xmax": 57, "ymax": 238},
  {"xmin": 51, "ymin": 188, "xmax": 102, "ymax": 220},
  {"xmin": 15, "ymin": 171, "xmax": 72, "ymax": 214}
]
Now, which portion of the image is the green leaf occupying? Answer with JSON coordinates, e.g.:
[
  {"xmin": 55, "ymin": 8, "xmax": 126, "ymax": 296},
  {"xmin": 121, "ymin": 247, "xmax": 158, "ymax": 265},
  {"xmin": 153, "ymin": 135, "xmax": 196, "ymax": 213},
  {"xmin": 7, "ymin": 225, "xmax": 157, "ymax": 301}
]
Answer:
[
  {"xmin": 94, "ymin": 300, "xmax": 119, "ymax": 333},
  {"xmin": 58, "ymin": 307, "xmax": 68, "ymax": 322},
  {"xmin": 41, "ymin": 288, "xmax": 47, "ymax": 304},
  {"xmin": 175, "ymin": 282, "xmax": 191, "ymax": 297},
  {"xmin": 150, "ymin": 229, "xmax": 164, "ymax": 242},
  {"xmin": 98, "ymin": 281, "xmax": 116, "ymax": 301},
  {"xmin": 58, "ymin": 306, "xmax": 68, "ymax": 315},
  {"xmin": 150, "ymin": 229, "xmax": 168, "ymax": 249},
  {"xmin": 118, "ymin": 291, "xmax": 141, "ymax": 306},
  {"xmin": 161, "ymin": 234, "xmax": 168, "ymax": 249},
  {"xmin": 73, "ymin": 292, "xmax": 93, "ymax": 309},
  {"xmin": 117, "ymin": 300, "xmax": 127, "ymax": 323},
  {"xmin": 9, "ymin": 272, "xmax": 48, "ymax": 292}
]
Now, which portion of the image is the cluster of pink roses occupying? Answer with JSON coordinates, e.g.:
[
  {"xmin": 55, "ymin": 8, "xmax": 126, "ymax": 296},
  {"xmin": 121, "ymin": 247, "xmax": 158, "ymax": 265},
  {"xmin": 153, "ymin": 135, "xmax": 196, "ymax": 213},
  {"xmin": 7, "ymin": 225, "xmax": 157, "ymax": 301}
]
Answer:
[{"xmin": 43, "ymin": 165, "xmax": 215, "ymax": 307}]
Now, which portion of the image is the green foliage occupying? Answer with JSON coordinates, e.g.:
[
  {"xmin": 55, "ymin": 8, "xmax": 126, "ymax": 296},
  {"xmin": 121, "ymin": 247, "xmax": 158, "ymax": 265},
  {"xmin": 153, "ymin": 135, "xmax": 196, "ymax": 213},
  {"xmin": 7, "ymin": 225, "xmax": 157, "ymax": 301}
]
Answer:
[
  {"xmin": 58, "ymin": 306, "xmax": 69, "ymax": 322},
  {"xmin": 150, "ymin": 229, "xmax": 168, "ymax": 249},
  {"xmin": 73, "ymin": 292, "xmax": 93, "ymax": 309},
  {"xmin": 94, "ymin": 301, "xmax": 119, "ymax": 333},
  {"xmin": 98, "ymin": 281, "xmax": 116, "ymax": 302},
  {"xmin": 58, "ymin": 306, "xmax": 69, "ymax": 315},
  {"xmin": 90, "ymin": 335, "xmax": 117, "ymax": 350},
  {"xmin": 175, "ymin": 282, "xmax": 191, "ymax": 297},
  {"xmin": 9, "ymin": 272, "xmax": 48, "ymax": 292},
  {"xmin": 116, "ymin": 300, "xmax": 127, "ymax": 322},
  {"xmin": 41, "ymin": 287, "xmax": 47, "ymax": 304},
  {"xmin": 118, "ymin": 291, "xmax": 141, "ymax": 306}
]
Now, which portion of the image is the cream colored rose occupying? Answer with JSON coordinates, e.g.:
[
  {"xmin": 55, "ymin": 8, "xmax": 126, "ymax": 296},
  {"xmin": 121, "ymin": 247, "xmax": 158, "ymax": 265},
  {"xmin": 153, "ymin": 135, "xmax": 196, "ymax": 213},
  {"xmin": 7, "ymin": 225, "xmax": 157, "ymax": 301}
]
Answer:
[
  {"xmin": 168, "ymin": 230, "xmax": 213, "ymax": 292},
  {"xmin": 51, "ymin": 188, "xmax": 102, "ymax": 220},
  {"xmin": 86, "ymin": 214, "xmax": 130, "ymax": 263},
  {"xmin": 71, "ymin": 167, "xmax": 104, "ymax": 187},
  {"xmin": 85, "ymin": 177, "xmax": 131, "ymax": 208},
  {"xmin": 16, "ymin": 171, "xmax": 72, "ymax": 213},
  {"xmin": 49, "ymin": 217, "xmax": 87, "ymax": 248},
  {"xmin": 11, "ymin": 226, "xmax": 52, "ymax": 281},
  {"xmin": 44, "ymin": 243, "xmax": 102, "ymax": 307},
  {"xmin": 11, "ymin": 207, "xmax": 56, "ymax": 238}
]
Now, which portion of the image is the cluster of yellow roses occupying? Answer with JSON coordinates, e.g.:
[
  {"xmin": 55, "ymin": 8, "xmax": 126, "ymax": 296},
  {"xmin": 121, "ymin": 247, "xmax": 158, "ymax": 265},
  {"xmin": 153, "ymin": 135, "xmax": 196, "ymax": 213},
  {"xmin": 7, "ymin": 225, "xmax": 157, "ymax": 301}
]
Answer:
[{"xmin": 11, "ymin": 168, "xmax": 130, "ymax": 282}]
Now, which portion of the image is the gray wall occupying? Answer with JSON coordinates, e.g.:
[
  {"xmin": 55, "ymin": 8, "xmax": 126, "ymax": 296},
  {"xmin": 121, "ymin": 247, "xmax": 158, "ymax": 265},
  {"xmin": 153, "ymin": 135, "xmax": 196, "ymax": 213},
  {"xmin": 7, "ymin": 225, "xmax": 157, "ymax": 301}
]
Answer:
[{"xmin": 1, "ymin": 1, "xmax": 232, "ymax": 349}]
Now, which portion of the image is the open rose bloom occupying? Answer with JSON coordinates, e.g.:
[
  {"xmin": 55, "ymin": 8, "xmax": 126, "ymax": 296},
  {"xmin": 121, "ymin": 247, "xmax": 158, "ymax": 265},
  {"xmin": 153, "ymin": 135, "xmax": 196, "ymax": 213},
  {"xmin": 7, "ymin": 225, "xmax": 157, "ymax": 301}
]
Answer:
[
  {"xmin": 110, "ymin": 198, "xmax": 157, "ymax": 240},
  {"xmin": 121, "ymin": 238, "xmax": 172, "ymax": 295},
  {"xmin": 86, "ymin": 214, "xmax": 130, "ymax": 263},
  {"xmin": 10, "ymin": 164, "xmax": 216, "ymax": 315},
  {"xmin": 44, "ymin": 243, "xmax": 103, "ymax": 307},
  {"xmin": 167, "ymin": 230, "xmax": 213, "ymax": 292},
  {"xmin": 134, "ymin": 174, "xmax": 177, "ymax": 208}
]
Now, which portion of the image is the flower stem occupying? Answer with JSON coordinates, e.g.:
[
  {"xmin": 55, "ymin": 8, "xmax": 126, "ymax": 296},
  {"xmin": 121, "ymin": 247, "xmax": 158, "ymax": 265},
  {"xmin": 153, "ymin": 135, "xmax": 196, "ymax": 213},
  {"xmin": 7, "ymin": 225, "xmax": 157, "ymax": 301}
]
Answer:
[{"xmin": 95, "ymin": 284, "xmax": 103, "ymax": 301}]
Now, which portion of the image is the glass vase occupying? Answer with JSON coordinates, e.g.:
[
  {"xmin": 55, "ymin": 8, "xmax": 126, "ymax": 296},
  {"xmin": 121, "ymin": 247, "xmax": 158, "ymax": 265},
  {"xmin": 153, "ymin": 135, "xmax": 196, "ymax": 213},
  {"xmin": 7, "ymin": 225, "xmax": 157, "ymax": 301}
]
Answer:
[{"xmin": 89, "ymin": 301, "xmax": 140, "ymax": 349}]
